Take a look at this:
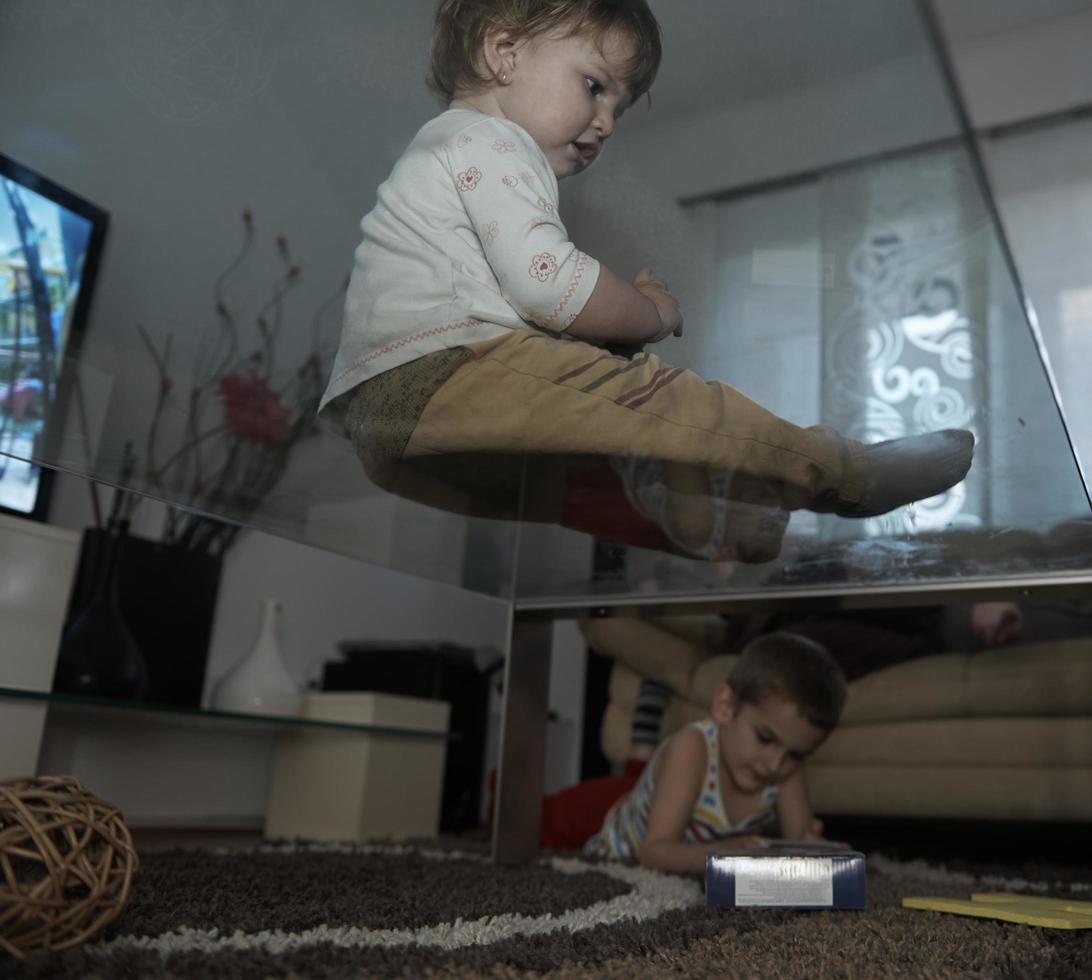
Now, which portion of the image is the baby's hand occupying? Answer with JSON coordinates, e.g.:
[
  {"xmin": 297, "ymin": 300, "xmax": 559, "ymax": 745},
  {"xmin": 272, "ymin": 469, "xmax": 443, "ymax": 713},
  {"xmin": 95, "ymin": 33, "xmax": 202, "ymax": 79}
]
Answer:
[{"xmin": 634, "ymin": 267, "xmax": 683, "ymax": 342}]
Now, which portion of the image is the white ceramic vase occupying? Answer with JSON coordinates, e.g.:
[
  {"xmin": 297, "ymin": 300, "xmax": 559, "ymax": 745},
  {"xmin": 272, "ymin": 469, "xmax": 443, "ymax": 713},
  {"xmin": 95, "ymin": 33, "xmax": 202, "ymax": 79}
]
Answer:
[{"xmin": 210, "ymin": 597, "xmax": 302, "ymax": 715}]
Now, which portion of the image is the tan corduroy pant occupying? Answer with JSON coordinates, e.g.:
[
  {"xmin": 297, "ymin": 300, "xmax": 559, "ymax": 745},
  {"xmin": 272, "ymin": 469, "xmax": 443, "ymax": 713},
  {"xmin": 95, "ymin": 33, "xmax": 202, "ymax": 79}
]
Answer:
[{"xmin": 342, "ymin": 329, "xmax": 862, "ymax": 560}]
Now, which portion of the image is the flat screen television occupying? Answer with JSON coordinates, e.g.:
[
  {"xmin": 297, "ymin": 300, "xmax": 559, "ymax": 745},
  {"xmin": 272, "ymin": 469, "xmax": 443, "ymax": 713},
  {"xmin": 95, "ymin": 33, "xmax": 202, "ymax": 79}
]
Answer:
[{"xmin": 0, "ymin": 153, "xmax": 108, "ymax": 521}]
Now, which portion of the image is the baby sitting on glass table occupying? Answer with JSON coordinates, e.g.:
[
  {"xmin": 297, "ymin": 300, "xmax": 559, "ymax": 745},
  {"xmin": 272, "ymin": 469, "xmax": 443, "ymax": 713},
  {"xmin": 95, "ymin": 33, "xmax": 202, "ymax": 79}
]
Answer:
[{"xmin": 319, "ymin": 0, "xmax": 974, "ymax": 562}]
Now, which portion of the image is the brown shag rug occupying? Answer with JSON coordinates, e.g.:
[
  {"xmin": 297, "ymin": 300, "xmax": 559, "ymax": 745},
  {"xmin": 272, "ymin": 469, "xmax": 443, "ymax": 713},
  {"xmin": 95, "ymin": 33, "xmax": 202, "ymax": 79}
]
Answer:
[{"xmin": 5, "ymin": 840, "xmax": 1090, "ymax": 978}]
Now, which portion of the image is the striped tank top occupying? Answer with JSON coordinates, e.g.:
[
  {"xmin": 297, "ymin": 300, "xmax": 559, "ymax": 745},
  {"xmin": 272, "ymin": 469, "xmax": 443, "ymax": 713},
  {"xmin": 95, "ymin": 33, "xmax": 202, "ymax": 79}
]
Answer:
[{"xmin": 582, "ymin": 718, "xmax": 779, "ymax": 861}]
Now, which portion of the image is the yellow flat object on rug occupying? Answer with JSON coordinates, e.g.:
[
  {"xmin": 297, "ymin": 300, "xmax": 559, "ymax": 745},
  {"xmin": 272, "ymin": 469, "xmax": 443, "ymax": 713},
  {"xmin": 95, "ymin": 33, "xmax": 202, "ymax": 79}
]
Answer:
[{"xmin": 903, "ymin": 893, "xmax": 1092, "ymax": 930}]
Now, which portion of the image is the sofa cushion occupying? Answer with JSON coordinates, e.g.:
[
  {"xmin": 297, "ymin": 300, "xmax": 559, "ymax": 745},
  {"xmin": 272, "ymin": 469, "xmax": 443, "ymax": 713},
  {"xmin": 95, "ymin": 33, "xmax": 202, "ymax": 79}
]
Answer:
[
  {"xmin": 805, "ymin": 766, "xmax": 1092, "ymax": 821},
  {"xmin": 645, "ymin": 639, "xmax": 1092, "ymax": 725},
  {"xmin": 967, "ymin": 637, "xmax": 1092, "ymax": 716},
  {"xmin": 603, "ymin": 636, "xmax": 1092, "ymax": 745},
  {"xmin": 842, "ymin": 637, "xmax": 1092, "ymax": 724},
  {"xmin": 841, "ymin": 653, "xmax": 969, "ymax": 724},
  {"xmin": 812, "ymin": 717, "xmax": 1092, "ymax": 767}
]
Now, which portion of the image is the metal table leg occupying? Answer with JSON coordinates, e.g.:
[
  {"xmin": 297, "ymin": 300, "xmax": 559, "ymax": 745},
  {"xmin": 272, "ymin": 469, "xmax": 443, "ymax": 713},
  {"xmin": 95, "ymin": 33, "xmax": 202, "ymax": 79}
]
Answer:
[{"xmin": 491, "ymin": 610, "xmax": 552, "ymax": 864}]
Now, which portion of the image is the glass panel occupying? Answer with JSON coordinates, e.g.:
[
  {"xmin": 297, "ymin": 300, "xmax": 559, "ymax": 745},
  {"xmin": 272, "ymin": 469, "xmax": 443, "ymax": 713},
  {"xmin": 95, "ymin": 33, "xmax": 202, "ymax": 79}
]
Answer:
[
  {"xmin": 1, "ymin": 0, "xmax": 1088, "ymax": 607},
  {"xmin": 0, "ymin": 1, "xmax": 521, "ymax": 597},
  {"xmin": 510, "ymin": 0, "xmax": 1092, "ymax": 603},
  {"xmin": 979, "ymin": 114, "xmax": 1092, "ymax": 500},
  {"xmin": 0, "ymin": 686, "xmax": 452, "ymax": 740}
]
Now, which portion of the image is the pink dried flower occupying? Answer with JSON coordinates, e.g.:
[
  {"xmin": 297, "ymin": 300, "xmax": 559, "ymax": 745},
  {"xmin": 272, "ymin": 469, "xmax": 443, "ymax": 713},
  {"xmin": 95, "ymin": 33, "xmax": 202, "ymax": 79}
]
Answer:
[{"xmin": 218, "ymin": 372, "xmax": 291, "ymax": 446}]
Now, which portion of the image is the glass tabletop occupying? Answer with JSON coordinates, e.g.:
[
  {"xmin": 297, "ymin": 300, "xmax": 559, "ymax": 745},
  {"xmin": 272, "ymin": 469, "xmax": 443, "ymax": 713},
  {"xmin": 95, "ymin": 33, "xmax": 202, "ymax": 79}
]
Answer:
[
  {"xmin": 1, "ymin": 0, "xmax": 1088, "ymax": 607},
  {"xmin": 0, "ymin": 686, "xmax": 453, "ymax": 740}
]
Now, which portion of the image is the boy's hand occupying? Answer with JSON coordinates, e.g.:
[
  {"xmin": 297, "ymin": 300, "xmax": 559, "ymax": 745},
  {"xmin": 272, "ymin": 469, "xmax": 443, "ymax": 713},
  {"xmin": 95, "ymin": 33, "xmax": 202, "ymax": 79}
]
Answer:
[
  {"xmin": 722, "ymin": 834, "xmax": 766, "ymax": 850},
  {"xmin": 634, "ymin": 267, "xmax": 683, "ymax": 341},
  {"xmin": 800, "ymin": 818, "xmax": 850, "ymax": 849}
]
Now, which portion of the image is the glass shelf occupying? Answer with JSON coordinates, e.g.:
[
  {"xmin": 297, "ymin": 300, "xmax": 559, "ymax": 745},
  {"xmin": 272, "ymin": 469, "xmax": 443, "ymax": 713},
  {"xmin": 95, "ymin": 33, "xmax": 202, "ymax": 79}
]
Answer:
[
  {"xmin": 0, "ymin": 686, "xmax": 453, "ymax": 741},
  {"xmin": 1, "ymin": 0, "xmax": 1089, "ymax": 611}
]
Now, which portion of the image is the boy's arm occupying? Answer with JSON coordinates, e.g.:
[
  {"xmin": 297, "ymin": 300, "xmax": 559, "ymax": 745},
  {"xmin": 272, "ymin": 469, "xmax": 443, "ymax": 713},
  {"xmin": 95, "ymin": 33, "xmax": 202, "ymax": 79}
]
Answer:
[
  {"xmin": 775, "ymin": 768, "xmax": 825, "ymax": 842},
  {"xmin": 566, "ymin": 266, "xmax": 682, "ymax": 346},
  {"xmin": 638, "ymin": 728, "xmax": 763, "ymax": 876}
]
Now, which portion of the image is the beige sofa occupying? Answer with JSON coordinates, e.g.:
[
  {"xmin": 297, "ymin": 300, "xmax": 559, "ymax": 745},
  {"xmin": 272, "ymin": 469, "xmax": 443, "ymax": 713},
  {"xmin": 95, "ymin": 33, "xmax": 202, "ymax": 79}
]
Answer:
[{"xmin": 581, "ymin": 615, "xmax": 1092, "ymax": 822}]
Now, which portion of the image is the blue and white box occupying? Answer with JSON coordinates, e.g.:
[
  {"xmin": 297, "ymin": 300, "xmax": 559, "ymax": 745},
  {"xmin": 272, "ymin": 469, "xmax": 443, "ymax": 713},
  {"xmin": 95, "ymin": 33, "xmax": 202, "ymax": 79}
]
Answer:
[{"xmin": 707, "ymin": 848, "xmax": 867, "ymax": 909}]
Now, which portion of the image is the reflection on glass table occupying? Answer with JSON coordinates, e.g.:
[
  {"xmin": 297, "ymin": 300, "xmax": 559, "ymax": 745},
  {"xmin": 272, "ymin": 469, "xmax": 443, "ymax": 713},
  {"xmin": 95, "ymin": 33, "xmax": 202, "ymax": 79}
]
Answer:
[
  {"xmin": 2, "ymin": 138, "xmax": 1087, "ymax": 605},
  {"xmin": 0, "ymin": 0, "xmax": 1087, "ymax": 610},
  {"xmin": 21, "ymin": 136, "xmax": 1091, "ymax": 606}
]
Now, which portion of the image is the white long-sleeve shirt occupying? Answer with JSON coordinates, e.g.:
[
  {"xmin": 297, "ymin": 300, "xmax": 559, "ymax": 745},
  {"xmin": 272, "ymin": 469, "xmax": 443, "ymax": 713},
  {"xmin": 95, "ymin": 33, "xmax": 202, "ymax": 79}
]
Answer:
[{"xmin": 320, "ymin": 109, "xmax": 602, "ymax": 413}]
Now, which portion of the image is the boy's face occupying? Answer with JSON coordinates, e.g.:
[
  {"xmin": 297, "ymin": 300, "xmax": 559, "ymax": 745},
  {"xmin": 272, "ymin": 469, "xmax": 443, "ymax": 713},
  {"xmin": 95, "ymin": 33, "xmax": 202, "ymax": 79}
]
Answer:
[
  {"xmin": 712, "ymin": 684, "xmax": 828, "ymax": 795},
  {"xmin": 489, "ymin": 28, "xmax": 636, "ymax": 179}
]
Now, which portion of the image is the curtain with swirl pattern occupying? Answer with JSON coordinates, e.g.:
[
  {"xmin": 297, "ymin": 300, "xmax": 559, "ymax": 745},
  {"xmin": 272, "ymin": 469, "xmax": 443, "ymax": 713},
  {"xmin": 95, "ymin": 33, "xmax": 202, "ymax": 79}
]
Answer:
[{"xmin": 818, "ymin": 146, "xmax": 986, "ymax": 536}]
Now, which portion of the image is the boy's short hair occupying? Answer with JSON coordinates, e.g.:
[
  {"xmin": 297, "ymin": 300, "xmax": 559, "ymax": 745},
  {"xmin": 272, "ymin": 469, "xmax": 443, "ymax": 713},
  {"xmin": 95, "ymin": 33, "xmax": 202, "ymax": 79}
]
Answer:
[
  {"xmin": 428, "ymin": 0, "xmax": 662, "ymax": 104},
  {"xmin": 727, "ymin": 632, "xmax": 846, "ymax": 731}
]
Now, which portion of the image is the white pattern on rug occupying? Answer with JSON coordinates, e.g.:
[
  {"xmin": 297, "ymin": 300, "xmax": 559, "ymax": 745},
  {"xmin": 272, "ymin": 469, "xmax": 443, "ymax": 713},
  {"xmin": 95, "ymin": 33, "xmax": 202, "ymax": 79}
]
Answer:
[
  {"xmin": 97, "ymin": 845, "xmax": 703, "ymax": 957},
  {"xmin": 93, "ymin": 845, "xmax": 1089, "ymax": 959}
]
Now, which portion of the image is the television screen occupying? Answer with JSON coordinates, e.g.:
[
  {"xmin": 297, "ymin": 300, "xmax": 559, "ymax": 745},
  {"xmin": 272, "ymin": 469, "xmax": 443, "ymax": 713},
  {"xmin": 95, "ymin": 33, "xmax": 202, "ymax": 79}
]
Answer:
[{"xmin": 0, "ymin": 153, "xmax": 108, "ymax": 520}]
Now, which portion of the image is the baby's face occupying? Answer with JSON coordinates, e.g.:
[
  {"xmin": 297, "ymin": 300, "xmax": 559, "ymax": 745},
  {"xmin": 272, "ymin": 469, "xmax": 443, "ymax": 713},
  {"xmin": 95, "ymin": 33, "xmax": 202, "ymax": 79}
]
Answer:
[
  {"xmin": 716, "ymin": 692, "xmax": 827, "ymax": 795},
  {"xmin": 494, "ymin": 28, "xmax": 636, "ymax": 178}
]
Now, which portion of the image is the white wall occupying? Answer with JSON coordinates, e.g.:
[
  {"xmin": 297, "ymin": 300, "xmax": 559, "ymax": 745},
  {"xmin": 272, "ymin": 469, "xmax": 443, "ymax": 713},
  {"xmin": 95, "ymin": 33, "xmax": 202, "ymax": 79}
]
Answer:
[{"xmin": 942, "ymin": 6, "xmax": 1092, "ymax": 128}]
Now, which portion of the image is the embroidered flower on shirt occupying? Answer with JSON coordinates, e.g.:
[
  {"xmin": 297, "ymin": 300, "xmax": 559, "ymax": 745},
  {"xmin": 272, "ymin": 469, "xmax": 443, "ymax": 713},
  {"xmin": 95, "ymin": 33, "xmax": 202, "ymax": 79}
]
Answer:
[
  {"xmin": 456, "ymin": 135, "xmax": 472, "ymax": 147},
  {"xmin": 529, "ymin": 252, "xmax": 558, "ymax": 282},
  {"xmin": 482, "ymin": 220, "xmax": 499, "ymax": 244},
  {"xmin": 456, "ymin": 167, "xmax": 483, "ymax": 192},
  {"xmin": 501, "ymin": 175, "xmax": 519, "ymax": 188},
  {"xmin": 536, "ymin": 197, "xmax": 555, "ymax": 214},
  {"xmin": 492, "ymin": 139, "xmax": 516, "ymax": 153}
]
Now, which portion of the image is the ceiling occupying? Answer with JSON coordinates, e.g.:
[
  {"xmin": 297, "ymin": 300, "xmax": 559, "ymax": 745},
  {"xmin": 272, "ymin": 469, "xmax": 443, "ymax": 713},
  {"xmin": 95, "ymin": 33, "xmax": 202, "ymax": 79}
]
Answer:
[
  {"xmin": 637, "ymin": 0, "xmax": 1092, "ymax": 127},
  {"xmin": 932, "ymin": 0, "xmax": 1092, "ymax": 40}
]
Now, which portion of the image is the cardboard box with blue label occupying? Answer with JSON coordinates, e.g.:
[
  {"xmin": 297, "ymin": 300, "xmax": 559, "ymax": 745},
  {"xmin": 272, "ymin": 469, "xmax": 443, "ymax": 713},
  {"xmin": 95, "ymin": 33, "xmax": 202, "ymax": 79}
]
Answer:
[{"xmin": 707, "ymin": 844, "xmax": 866, "ymax": 909}]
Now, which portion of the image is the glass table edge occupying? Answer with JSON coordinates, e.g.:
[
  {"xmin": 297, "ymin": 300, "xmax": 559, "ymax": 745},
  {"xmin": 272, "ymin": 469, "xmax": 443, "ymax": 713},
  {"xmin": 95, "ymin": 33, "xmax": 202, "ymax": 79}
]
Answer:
[
  {"xmin": 0, "ymin": 686, "xmax": 455, "ymax": 740},
  {"xmin": 512, "ymin": 570, "xmax": 1092, "ymax": 618}
]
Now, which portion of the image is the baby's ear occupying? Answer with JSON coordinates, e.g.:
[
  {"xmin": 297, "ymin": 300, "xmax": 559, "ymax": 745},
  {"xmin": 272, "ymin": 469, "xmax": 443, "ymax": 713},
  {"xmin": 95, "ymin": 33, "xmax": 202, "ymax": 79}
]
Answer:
[{"xmin": 482, "ymin": 29, "xmax": 521, "ymax": 80}]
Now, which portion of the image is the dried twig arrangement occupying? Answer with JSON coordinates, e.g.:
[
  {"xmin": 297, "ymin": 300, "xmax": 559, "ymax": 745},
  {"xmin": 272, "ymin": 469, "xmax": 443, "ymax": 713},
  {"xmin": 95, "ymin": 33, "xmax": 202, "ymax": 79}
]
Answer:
[{"xmin": 133, "ymin": 211, "xmax": 344, "ymax": 556}]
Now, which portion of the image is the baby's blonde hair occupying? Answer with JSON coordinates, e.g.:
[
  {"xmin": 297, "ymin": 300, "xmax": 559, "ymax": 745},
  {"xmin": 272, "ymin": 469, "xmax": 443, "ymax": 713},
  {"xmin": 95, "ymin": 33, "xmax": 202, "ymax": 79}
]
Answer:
[{"xmin": 428, "ymin": 0, "xmax": 662, "ymax": 104}]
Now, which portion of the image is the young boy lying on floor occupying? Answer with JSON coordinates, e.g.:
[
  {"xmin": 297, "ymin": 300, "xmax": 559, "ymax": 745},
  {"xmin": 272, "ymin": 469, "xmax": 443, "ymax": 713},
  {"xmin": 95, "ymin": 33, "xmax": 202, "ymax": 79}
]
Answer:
[{"xmin": 540, "ymin": 631, "xmax": 845, "ymax": 874}]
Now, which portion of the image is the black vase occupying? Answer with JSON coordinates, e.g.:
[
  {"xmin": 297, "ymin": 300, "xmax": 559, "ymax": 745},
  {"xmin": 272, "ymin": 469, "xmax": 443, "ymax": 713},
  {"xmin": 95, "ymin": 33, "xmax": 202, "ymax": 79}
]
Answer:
[
  {"xmin": 54, "ymin": 518, "xmax": 149, "ymax": 700},
  {"xmin": 57, "ymin": 523, "xmax": 223, "ymax": 707}
]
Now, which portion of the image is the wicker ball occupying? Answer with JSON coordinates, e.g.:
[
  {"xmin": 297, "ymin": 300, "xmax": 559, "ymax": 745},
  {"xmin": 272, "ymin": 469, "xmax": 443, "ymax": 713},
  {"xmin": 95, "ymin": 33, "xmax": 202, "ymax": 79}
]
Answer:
[{"xmin": 0, "ymin": 776, "xmax": 138, "ymax": 959}]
